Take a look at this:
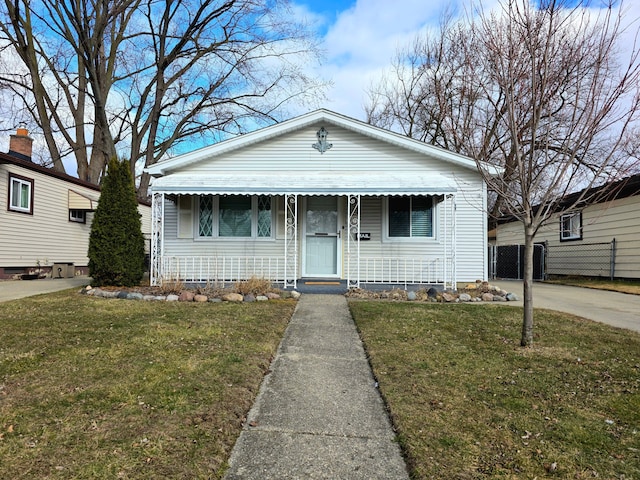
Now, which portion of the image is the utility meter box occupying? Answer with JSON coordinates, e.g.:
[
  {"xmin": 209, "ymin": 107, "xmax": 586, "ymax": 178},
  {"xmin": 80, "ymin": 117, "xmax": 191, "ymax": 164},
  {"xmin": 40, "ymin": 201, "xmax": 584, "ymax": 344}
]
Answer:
[{"xmin": 52, "ymin": 263, "xmax": 74, "ymax": 278}]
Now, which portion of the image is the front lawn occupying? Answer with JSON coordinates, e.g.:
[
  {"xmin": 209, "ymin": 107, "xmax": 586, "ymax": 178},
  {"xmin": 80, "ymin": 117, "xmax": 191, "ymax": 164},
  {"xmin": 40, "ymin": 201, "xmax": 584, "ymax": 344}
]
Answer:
[
  {"xmin": 0, "ymin": 290, "xmax": 295, "ymax": 479},
  {"xmin": 350, "ymin": 301, "xmax": 640, "ymax": 479}
]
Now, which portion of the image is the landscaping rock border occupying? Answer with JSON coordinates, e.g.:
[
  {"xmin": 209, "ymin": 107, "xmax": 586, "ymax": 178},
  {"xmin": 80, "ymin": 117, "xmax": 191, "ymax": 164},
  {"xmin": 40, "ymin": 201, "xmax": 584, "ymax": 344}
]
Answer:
[
  {"xmin": 345, "ymin": 281, "xmax": 519, "ymax": 303},
  {"xmin": 81, "ymin": 280, "xmax": 517, "ymax": 304},
  {"xmin": 81, "ymin": 285, "xmax": 300, "ymax": 302}
]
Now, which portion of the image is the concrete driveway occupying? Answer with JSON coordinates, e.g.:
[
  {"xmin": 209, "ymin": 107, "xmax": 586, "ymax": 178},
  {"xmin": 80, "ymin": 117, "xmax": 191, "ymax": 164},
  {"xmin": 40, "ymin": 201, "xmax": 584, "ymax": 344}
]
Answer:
[
  {"xmin": 492, "ymin": 280, "xmax": 640, "ymax": 333},
  {"xmin": 0, "ymin": 276, "xmax": 90, "ymax": 303}
]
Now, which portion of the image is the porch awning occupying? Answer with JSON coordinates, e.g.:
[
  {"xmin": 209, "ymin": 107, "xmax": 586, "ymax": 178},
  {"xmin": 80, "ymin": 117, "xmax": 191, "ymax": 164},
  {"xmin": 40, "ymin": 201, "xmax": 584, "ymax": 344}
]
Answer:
[{"xmin": 150, "ymin": 173, "xmax": 458, "ymax": 196}]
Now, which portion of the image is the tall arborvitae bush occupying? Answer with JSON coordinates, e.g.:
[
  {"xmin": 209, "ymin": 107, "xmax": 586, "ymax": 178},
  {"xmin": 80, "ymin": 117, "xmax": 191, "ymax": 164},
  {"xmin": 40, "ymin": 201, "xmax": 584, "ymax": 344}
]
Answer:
[{"xmin": 88, "ymin": 158, "xmax": 145, "ymax": 286}]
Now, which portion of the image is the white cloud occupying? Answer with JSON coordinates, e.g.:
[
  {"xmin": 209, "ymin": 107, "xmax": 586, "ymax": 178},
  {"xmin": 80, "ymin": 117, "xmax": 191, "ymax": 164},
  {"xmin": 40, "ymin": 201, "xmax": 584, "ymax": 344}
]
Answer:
[
  {"xmin": 308, "ymin": 0, "xmax": 640, "ymax": 121},
  {"xmin": 312, "ymin": 0, "xmax": 457, "ymax": 119}
]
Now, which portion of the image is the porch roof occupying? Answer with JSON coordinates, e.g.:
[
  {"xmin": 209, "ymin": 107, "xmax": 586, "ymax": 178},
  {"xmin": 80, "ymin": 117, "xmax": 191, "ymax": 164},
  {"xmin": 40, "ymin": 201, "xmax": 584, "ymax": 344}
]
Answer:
[{"xmin": 150, "ymin": 173, "xmax": 458, "ymax": 196}]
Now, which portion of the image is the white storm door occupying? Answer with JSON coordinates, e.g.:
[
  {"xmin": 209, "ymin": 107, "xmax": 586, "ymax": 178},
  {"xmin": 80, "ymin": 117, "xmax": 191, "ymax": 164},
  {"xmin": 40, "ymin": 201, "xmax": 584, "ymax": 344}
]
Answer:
[{"xmin": 304, "ymin": 196, "xmax": 340, "ymax": 277}]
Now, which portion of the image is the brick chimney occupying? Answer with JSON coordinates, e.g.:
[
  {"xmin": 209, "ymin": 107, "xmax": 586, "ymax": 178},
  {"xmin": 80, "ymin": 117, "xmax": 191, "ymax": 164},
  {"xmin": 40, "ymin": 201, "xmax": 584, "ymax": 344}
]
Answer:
[{"xmin": 9, "ymin": 127, "xmax": 33, "ymax": 161}]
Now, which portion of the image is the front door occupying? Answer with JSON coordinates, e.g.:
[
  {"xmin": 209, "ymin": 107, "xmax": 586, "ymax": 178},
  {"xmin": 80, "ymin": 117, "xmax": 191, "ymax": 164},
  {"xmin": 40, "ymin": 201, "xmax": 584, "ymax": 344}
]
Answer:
[{"xmin": 303, "ymin": 196, "xmax": 340, "ymax": 277}]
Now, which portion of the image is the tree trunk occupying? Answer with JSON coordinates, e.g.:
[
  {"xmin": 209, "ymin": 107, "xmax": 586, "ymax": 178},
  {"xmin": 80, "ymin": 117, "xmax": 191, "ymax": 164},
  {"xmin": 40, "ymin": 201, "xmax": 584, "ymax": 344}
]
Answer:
[
  {"xmin": 521, "ymin": 226, "xmax": 535, "ymax": 347},
  {"xmin": 137, "ymin": 171, "xmax": 151, "ymax": 201}
]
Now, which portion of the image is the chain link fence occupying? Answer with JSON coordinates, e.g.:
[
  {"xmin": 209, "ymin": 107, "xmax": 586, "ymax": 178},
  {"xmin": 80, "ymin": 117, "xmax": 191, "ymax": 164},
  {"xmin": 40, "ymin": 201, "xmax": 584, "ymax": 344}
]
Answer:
[
  {"xmin": 546, "ymin": 239, "xmax": 616, "ymax": 279},
  {"xmin": 490, "ymin": 239, "xmax": 617, "ymax": 280},
  {"xmin": 489, "ymin": 244, "xmax": 545, "ymax": 280}
]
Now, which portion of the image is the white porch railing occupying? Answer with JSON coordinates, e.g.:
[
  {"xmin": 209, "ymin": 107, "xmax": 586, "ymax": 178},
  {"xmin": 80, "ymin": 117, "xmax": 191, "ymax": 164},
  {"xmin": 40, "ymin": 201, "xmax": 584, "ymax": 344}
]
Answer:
[
  {"xmin": 157, "ymin": 255, "xmax": 453, "ymax": 289},
  {"xmin": 159, "ymin": 256, "xmax": 285, "ymax": 287},
  {"xmin": 356, "ymin": 256, "xmax": 454, "ymax": 289}
]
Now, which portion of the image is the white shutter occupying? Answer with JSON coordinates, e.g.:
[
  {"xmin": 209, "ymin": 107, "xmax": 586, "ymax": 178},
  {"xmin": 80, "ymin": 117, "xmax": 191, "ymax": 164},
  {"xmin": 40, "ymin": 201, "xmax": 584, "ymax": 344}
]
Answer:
[{"xmin": 177, "ymin": 195, "xmax": 193, "ymax": 238}]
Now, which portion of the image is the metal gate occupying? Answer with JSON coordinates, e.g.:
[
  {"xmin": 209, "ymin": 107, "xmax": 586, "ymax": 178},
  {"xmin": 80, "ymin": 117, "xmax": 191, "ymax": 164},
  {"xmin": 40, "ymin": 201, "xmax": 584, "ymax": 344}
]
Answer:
[{"xmin": 489, "ymin": 244, "xmax": 546, "ymax": 280}]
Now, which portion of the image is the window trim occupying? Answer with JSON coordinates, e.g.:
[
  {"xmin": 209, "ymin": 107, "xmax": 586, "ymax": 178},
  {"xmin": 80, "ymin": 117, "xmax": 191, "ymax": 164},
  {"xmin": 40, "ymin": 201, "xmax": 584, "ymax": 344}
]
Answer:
[
  {"xmin": 8, "ymin": 173, "xmax": 34, "ymax": 214},
  {"xmin": 382, "ymin": 195, "xmax": 437, "ymax": 242},
  {"xmin": 69, "ymin": 209, "xmax": 87, "ymax": 224},
  {"xmin": 196, "ymin": 194, "xmax": 275, "ymax": 240},
  {"xmin": 560, "ymin": 211, "xmax": 582, "ymax": 241}
]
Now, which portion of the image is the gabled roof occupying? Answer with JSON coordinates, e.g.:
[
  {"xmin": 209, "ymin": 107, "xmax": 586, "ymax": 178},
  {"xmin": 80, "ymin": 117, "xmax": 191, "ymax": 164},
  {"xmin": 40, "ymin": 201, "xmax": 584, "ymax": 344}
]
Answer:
[{"xmin": 146, "ymin": 109, "xmax": 493, "ymax": 176}]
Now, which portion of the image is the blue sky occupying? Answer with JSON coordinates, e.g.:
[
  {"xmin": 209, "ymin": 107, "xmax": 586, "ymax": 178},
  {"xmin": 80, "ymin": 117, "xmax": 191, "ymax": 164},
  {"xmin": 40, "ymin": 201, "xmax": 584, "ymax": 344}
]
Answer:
[{"xmin": 292, "ymin": 0, "xmax": 456, "ymax": 120}]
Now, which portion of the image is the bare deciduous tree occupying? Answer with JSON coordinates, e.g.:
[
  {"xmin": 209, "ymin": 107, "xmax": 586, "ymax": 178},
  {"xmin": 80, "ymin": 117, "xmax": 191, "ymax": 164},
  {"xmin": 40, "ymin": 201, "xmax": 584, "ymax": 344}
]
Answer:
[
  {"xmin": 367, "ymin": 0, "xmax": 640, "ymax": 346},
  {"xmin": 0, "ymin": 0, "xmax": 325, "ymax": 197}
]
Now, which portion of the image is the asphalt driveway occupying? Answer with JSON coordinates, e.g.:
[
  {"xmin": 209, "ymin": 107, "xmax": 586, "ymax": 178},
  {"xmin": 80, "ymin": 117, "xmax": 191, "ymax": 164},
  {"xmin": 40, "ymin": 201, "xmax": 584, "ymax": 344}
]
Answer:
[{"xmin": 492, "ymin": 280, "xmax": 640, "ymax": 333}]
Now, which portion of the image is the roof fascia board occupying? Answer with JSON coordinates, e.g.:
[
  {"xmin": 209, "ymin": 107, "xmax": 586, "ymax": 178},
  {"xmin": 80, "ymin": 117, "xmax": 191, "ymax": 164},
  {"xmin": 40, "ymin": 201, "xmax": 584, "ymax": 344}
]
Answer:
[{"xmin": 0, "ymin": 152, "xmax": 101, "ymax": 192}]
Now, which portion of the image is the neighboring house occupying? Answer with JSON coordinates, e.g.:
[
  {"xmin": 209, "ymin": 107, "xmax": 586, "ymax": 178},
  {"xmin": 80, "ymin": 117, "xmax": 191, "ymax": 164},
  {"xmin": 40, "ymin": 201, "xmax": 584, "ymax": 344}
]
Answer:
[
  {"xmin": 495, "ymin": 173, "xmax": 640, "ymax": 279},
  {"xmin": 0, "ymin": 128, "xmax": 151, "ymax": 280},
  {"xmin": 145, "ymin": 109, "xmax": 494, "ymax": 289}
]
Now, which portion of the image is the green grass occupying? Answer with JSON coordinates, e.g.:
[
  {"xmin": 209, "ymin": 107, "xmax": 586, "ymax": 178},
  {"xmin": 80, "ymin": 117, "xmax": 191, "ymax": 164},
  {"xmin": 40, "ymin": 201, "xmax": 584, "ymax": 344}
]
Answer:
[
  {"xmin": 0, "ymin": 290, "xmax": 295, "ymax": 479},
  {"xmin": 350, "ymin": 301, "xmax": 640, "ymax": 479}
]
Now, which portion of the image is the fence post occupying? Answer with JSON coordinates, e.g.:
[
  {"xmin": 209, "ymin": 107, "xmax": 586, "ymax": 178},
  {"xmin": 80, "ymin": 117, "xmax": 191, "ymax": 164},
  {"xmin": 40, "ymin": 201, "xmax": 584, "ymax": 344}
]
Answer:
[
  {"xmin": 517, "ymin": 244, "xmax": 522, "ymax": 280},
  {"xmin": 542, "ymin": 241, "xmax": 548, "ymax": 281},
  {"xmin": 610, "ymin": 238, "xmax": 617, "ymax": 280},
  {"xmin": 489, "ymin": 245, "xmax": 495, "ymax": 279}
]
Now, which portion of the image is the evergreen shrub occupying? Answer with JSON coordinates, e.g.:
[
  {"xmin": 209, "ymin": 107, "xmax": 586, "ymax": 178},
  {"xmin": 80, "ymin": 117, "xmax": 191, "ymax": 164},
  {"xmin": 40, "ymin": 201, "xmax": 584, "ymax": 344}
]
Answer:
[{"xmin": 88, "ymin": 158, "xmax": 146, "ymax": 286}]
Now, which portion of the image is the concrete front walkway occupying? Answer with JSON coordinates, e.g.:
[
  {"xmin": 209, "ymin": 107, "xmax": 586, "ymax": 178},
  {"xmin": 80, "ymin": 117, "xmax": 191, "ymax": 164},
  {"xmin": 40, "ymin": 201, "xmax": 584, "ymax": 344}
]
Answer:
[
  {"xmin": 224, "ymin": 294, "xmax": 409, "ymax": 479},
  {"xmin": 492, "ymin": 280, "xmax": 640, "ymax": 333},
  {"xmin": 0, "ymin": 276, "xmax": 90, "ymax": 303}
]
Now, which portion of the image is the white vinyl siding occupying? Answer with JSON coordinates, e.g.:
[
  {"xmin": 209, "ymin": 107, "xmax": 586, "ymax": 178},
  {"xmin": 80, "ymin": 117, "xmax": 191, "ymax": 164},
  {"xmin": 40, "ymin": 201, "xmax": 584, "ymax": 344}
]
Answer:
[{"xmin": 175, "ymin": 125, "xmax": 466, "ymax": 176}]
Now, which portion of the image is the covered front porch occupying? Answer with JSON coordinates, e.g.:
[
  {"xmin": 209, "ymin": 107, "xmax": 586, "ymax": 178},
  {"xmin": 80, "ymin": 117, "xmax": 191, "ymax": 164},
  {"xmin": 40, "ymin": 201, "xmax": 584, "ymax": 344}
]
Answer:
[{"xmin": 149, "ymin": 174, "xmax": 458, "ymax": 289}]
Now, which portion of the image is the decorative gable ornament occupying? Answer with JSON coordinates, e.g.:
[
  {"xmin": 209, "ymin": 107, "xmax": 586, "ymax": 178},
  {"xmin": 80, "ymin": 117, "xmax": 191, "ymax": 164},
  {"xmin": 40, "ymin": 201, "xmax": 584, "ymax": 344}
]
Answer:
[{"xmin": 312, "ymin": 127, "xmax": 332, "ymax": 154}]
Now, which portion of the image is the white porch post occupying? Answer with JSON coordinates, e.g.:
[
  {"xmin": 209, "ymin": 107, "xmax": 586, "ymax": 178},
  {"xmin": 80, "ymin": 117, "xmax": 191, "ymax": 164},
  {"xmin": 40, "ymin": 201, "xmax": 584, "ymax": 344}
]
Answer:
[
  {"xmin": 347, "ymin": 194, "xmax": 361, "ymax": 288},
  {"xmin": 443, "ymin": 193, "xmax": 456, "ymax": 290},
  {"xmin": 150, "ymin": 192, "xmax": 165, "ymax": 286},
  {"xmin": 284, "ymin": 194, "xmax": 298, "ymax": 289},
  {"xmin": 450, "ymin": 193, "xmax": 457, "ymax": 289}
]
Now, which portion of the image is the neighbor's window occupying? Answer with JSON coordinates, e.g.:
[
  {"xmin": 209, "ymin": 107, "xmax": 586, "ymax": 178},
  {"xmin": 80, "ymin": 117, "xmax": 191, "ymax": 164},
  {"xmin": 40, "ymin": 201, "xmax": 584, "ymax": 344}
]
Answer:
[
  {"xmin": 388, "ymin": 196, "xmax": 434, "ymax": 238},
  {"xmin": 69, "ymin": 209, "xmax": 86, "ymax": 223},
  {"xmin": 198, "ymin": 194, "xmax": 273, "ymax": 238},
  {"xmin": 9, "ymin": 174, "xmax": 33, "ymax": 214},
  {"xmin": 560, "ymin": 212, "xmax": 582, "ymax": 241}
]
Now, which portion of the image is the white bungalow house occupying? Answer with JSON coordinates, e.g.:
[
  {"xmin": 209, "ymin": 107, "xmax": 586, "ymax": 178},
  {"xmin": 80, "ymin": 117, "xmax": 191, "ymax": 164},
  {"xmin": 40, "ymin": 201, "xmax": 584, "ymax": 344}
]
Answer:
[{"xmin": 145, "ymin": 109, "xmax": 493, "ymax": 289}]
